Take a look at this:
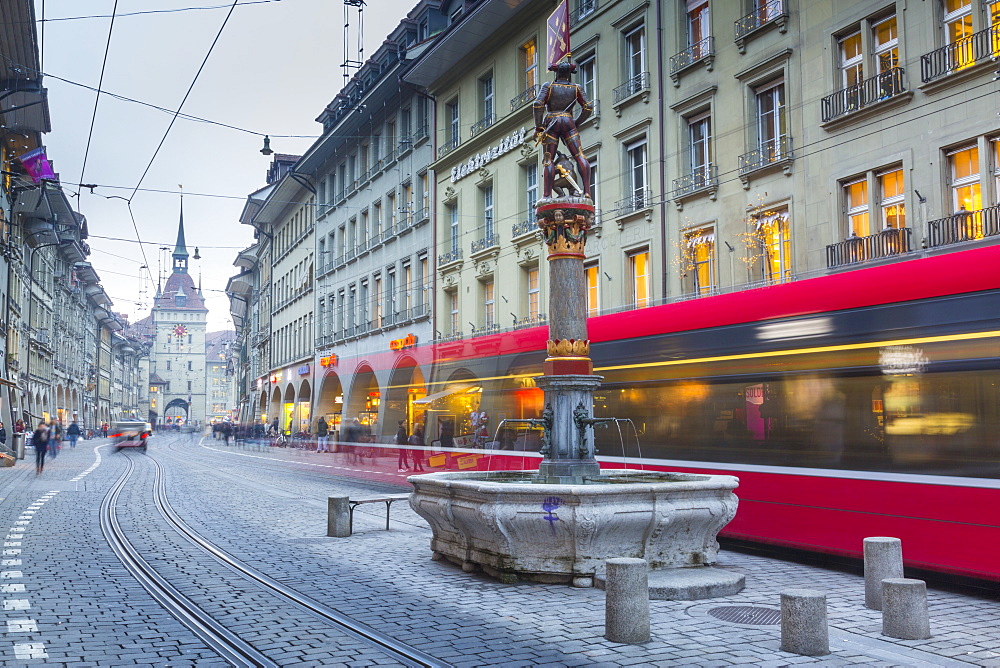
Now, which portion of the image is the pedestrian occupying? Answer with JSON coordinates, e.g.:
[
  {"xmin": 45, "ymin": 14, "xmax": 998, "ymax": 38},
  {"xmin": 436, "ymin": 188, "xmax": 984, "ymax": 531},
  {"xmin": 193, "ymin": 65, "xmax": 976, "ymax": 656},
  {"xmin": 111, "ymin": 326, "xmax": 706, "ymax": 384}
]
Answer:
[
  {"xmin": 269, "ymin": 418, "xmax": 279, "ymax": 436},
  {"xmin": 32, "ymin": 421, "xmax": 49, "ymax": 474},
  {"xmin": 222, "ymin": 421, "xmax": 232, "ymax": 445},
  {"xmin": 408, "ymin": 425, "xmax": 426, "ymax": 472},
  {"xmin": 101, "ymin": 422, "xmax": 109, "ymax": 438},
  {"xmin": 14, "ymin": 419, "xmax": 25, "ymax": 434},
  {"xmin": 49, "ymin": 422, "xmax": 62, "ymax": 459},
  {"xmin": 67, "ymin": 420, "xmax": 81, "ymax": 448},
  {"xmin": 396, "ymin": 420, "xmax": 409, "ymax": 471},
  {"xmin": 344, "ymin": 418, "xmax": 361, "ymax": 463},
  {"xmin": 316, "ymin": 417, "xmax": 330, "ymax": 452},
  {"xmin": 0, "ymin": 421, "xmax": 7, "ymax": 447}
]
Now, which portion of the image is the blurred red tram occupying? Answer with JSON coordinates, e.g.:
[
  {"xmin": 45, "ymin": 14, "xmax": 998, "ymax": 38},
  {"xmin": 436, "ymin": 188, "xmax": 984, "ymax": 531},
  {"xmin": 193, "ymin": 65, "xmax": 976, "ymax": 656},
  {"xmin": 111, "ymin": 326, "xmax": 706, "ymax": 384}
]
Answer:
[{"xmin": 350, "ymin": 245, "xmax": 1000, "ymax": 582}]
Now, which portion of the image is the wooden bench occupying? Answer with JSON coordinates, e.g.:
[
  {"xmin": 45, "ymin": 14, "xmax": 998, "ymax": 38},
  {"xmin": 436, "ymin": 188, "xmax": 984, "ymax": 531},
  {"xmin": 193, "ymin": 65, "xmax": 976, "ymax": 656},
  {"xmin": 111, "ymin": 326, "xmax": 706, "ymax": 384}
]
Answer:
[{"xmin": 348, "ymin": 493, "xmax": 411, "ymax": 533}]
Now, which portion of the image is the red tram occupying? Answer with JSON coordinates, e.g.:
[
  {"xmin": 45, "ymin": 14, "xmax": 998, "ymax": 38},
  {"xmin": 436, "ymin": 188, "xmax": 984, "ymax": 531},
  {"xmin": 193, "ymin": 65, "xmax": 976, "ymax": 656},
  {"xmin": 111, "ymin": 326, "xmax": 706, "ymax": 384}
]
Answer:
[{"xmin": 352, "ymin": 245, "xmax": 1000, "ymax": 582}]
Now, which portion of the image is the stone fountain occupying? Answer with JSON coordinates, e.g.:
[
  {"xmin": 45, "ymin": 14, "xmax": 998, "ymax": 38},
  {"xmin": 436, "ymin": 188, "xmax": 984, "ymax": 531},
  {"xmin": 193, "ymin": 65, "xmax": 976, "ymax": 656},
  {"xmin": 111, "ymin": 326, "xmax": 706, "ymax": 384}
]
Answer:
[{"xmin": 409, "ymin": 59, "xmax": 741, "ymax": 595}]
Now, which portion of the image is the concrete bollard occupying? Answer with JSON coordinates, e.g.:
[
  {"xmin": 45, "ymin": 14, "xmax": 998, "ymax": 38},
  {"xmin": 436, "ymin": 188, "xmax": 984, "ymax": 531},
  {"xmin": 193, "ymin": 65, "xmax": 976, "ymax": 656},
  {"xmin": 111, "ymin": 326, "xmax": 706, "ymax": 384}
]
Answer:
[
  {"xmin": 604, "ymin": 558, "xmax": 650, "ymax": 644},
  {"xmin": 864, "ymin": 537, "xmax": 903, "ymax": 610},
  {"xmin": 327, "ymin": 496, "xmax": 351, "ymax": 537},
  {"xmin": 882, "ymin": 578, "xmax": 931, "ymax": 640},
  {"xmin": 780, "ymin": 589, "xmax": 830, "ymax": 656}
]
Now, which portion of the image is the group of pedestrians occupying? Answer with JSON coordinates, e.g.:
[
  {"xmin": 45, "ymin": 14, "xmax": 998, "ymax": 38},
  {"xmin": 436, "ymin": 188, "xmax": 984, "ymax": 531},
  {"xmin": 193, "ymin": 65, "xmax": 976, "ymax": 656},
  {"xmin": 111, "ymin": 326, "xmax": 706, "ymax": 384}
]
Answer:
[
  {"xmin": 29, "ymin": 420, "xmax": 81, "ymax": 474},
  {"xmin": 395, "ymin": 420, "xmax": 425, "ymax": 472}
]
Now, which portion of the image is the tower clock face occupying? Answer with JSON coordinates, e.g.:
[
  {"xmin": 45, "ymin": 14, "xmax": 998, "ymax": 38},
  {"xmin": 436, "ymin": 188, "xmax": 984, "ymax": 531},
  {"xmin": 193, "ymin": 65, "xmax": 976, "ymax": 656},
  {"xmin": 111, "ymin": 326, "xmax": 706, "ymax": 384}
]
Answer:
[{"xmin": 173, "ymin": 324, "xmax": 188, "ymax": 337}]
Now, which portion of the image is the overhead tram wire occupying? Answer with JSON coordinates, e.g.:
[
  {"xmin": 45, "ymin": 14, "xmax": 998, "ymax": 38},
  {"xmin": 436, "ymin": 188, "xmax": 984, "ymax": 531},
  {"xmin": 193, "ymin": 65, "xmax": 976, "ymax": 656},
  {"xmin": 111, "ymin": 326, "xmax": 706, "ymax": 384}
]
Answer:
[{"xmin": 76, "ymin": 0, "xmax": 119, "ymax": 208}]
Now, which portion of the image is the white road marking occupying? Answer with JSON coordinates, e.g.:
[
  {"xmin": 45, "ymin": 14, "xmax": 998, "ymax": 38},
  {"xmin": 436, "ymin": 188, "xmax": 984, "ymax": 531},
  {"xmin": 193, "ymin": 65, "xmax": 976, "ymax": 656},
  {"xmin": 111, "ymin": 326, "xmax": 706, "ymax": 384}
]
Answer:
[
  {"xmin": 3, "ymin": 599, "xmax": 30, "ymax": 610},
  {"xmin": 0, "ymin": 571, "xmax": 23, "ymax": 579},
  {"xmin": 13, "ymin": 643, "xmax": 47, "ymax": 660},
  {"xmin": 1, "ymin": 584, "xmax": 25, "ymax": 592},
  {"xmin": 7, "ymin": 619, "xmax": 37, "ymax": 632}
]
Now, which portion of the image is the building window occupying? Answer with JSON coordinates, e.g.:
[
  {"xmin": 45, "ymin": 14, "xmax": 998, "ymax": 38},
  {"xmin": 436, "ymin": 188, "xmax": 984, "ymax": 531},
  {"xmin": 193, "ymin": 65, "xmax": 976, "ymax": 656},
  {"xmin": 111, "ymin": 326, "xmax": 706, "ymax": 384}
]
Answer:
[
  {"xmin": 388, "ymin": 193, "xmax": 397, "ymax": 231},
  {"xmin": 585, "ymin": 263, "xmax": 599, "ymax": 317},
  {"xmin": 689, "ymin": 113, "xmax": 712, "ymax": 177},
  {"xmin": 687, "ymin": 1, "xmax": 710, "ymax": 50},
  {"xmin": 624, "ymin": 24, "xmax": 645, "ymax": 81},
  {"xmin": 420, "ymin": 257, "xmax": 430, "ymax": 308},
  {"xmin": 483, "ymin": 184, "xmax": 494, "ymax": 239},
  {"xmin": 449, "ymin": 290, "xmax": 459, "ymax": 335},
  {"xmin": 588, "ymin": 155, "xmax": 599, "ymax": 204},
  {"xmin": 447, "ymin": 98, "xmax": 460, "ymax": 143},
  {"xmin": 628, "ymin": 249, "xmax": 650, "ymax": 307},
  {"xmin": 483, "ymin": 279, "xmax": 495, "ymax": 328},
  {"xmin": 845, "ymin": 178, "xmax": 870, "ymax": 236},
  {"xmin": 374, "ymin": 276, "xmax": 383, "ymax": 327},
  {"xmin": 945, "ymin": 0, "xmax": 974, "ymax": 69},
  {"xmin": 755, "ymin": 80, "xmax": 786, "ymax": 160},
  {"xmin": 950, "ymin": 145, "xmax": 981, "ymax": 213},
  {"xmin": 578, "ymin": 53, "xmax": 597, "ymax": 101},
  {"xmin": 403, "ymin": 263, "xmax": 412, "ymax": 315},
  {"xmin": 522, "ymin": 38, "xmax": 538, "ymax": 90},
  {"xmin": 525, "ymin": 163, "xmax": 538, "ymax": 214},
  {"xmin": 873, "ymin": 15, "xmax": 899, "ymax": 72},
  {"xmin": 682, "ymin": 229, "xmax": 714, "ymax": 295},
  {"xmin": 372, "ymin": 202, "xmax": 382, "ymax": 237},
  {"xmin": 480, "ymin": 73, "xmax": 494, "ymax": 121},
  {"xmin": 449, "ymin": 203, "xmax": 460, "ymax": 253},
  {"xmin": 527, "ymin": 266, "xmax": 540, "ymax": 319},
  {"xmin": 880, "ymin": 168, "xmax": 906, "ymax": 229},
  {"xmin": 752, "ymin": 210, "xmax": 792, "ymax": 283},
  {"xmin": 840, "ymin": 30, "xmax": 864, "ymax": 88},
  {"xmin": 387, "ymin": 270, "xmax": 396, "ymax": 322},
  {"xmin": 625, "ymin": 138, "xmax": 648, "ymax": 201}
]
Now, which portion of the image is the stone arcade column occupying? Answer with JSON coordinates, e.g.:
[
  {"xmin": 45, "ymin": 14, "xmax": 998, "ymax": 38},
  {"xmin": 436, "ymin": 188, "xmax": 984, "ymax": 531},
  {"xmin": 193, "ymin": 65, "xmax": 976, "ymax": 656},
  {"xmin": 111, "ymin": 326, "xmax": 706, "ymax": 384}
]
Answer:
[{"xmin": 534, "ymin": 197, "xmax": 601, "ymax": 483}]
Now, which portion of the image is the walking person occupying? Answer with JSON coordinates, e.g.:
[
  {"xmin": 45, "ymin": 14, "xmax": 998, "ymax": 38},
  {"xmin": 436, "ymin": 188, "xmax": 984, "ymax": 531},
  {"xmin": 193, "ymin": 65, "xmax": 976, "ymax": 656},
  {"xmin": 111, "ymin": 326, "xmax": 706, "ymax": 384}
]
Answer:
[
  {"xmin": 396, "ymin": 420, "xmax": 409, "ymax": 472},
  {"xmin": 315, "ymin": 417, "xmax": 330, "ymax": 452},
  {"xmin": 49, "ymin": 422, "xmax": 62, "ymax": 459},
  {"xmin": 0, "ymin": 421, "xmax": 7, "ymax": 448},
  {"xmin": 408, "ymin": 425, "xmax": 426, "ymax": 472},
  {"xmin": 67, "ymin": 420, "xmax": 81, "ymax": 448},
  {"xmin": 32, "ymin": 422, "xmax": 50, "ymax": 474}
]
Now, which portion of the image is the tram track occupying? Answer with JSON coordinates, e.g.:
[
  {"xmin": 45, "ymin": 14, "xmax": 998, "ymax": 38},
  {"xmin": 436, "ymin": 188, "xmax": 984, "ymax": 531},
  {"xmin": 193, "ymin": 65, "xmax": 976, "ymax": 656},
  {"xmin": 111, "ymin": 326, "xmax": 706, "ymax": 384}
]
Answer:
[{"xmin": 100, "ymin": 446, "xmax": 449, "ymax": 668}]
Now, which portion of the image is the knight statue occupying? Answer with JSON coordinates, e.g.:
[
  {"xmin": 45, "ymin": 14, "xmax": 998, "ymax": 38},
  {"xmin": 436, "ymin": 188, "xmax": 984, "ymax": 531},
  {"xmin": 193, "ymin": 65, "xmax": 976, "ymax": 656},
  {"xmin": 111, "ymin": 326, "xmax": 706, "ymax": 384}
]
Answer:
[{"xmin": 533, "ymin": 60, "xmax": 594, "ymax": 200}]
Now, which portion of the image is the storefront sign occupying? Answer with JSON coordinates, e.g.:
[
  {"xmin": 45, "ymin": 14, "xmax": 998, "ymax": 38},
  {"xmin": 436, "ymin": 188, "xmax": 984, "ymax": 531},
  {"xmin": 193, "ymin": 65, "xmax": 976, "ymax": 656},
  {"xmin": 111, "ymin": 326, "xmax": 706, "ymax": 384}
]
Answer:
[
  {"xmin": 269, "ymin": 371, "xmax": 282, "ymax": 384},
  {"xmin": 390, "ymin": 333, "xmax": 417, "ymax": 351},
  {"xmin": 297, "ymin": 365, "xmax": 311, "ymax": 375},
  {"xmin": 320, "ymin": 354, "xmax": 338, "ymax": 367},
  {"xmin": 449, "ymin": 128, "xmax": 528, "ymax": 183}
]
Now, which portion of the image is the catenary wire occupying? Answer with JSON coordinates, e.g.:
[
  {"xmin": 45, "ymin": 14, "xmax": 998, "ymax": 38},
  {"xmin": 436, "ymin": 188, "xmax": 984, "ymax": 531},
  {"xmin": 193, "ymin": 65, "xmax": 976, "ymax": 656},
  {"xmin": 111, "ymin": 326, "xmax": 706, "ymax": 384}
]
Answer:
[{"xmin": 76, "ymin": 0, "xmax": 119, "ymax": 206}]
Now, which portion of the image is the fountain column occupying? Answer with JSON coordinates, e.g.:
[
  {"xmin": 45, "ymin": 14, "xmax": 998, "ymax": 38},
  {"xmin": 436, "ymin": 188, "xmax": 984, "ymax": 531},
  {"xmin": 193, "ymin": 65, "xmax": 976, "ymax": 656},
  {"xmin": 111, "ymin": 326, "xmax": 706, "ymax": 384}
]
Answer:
[{"xmin": 535, "ymin": 197, "xmax": 601, "ymax": 483}]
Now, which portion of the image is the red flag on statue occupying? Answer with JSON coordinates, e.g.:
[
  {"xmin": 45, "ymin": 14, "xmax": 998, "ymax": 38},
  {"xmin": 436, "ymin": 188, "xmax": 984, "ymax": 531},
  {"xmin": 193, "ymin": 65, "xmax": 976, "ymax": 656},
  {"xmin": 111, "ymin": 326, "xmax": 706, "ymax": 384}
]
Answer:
[{"xmin": 546, "ymin": 0, "xmax": 571, "ymax": 69}]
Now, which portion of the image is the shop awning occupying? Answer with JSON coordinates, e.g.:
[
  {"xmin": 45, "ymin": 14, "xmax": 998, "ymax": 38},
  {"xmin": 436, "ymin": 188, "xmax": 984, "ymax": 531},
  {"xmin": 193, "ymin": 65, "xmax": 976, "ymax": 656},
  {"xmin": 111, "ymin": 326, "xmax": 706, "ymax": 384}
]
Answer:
[{"xmin": 413, "ymin": 384, "xmax": 479, "ymax": 405}]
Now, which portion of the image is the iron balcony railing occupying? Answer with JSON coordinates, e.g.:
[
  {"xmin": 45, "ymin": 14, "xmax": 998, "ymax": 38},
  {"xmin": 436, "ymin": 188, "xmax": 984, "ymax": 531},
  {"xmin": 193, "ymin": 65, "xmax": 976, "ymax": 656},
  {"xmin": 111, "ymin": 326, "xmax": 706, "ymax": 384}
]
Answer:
[
  {"xmin": 670, "ymin": 36, "xmax": 714, "ymax": 75},
  {"xmin": 438, "ymin": 137, "xmax": 460, "ymax": 158},
  {"xmin": 413, "ymin": 206, "xmax": 430, "ymax": 224},
  {"xmin": 511, "ymin": 219, "xmax": 536, "ymax": 238},
  {"xmin": 438, "ymin": 248, "xmax": 462, "ymax": 265},
  {"xmin": 927, "ymin": 204, "xmax": 1000, "ymax": 247},
  {"xmin": 471, "ymin": 232, "xmax": 499, "ymax": 254},
  {"xmin": 570, "ymin": 0, "xmax": 598, "ymax": 26},
  {"xmin": 615, "ymin": 188, "xmax": 652, "ymax": 216},
  {"xmin": 738, "ymin": 136, "xmax": 793, "ymax": 175},
  {"xmin": 612, "ymin": 71, "xmax": 650, "ymax": 104},
  {"xmin": 735, "ymin": 0, "xmax": 786, "ymax": 41},
  {"xmin": 826, "ymin": 227, "xmax": 911, "ymax": 268},
  {"xmin": 471, "ymin": 113, "xmax": 497, "ymax": 137},
  {"xmin": 412, "ymin": 123, "xmax": 429, "ymax": 144},
  {"xmin": 921, "ymin": 24, "xmax": 1000, "ymax": 83},
  {"xmin": 672, "ymin": 164, "xmax": 718, "ymax": 199},
  {"xmin": 510, "ymin": 85, "xmax": 539, "ymax": 112},
  {"xmin": 821, "ymin": 67, "xmax": 906, "ymax": 123},
  {"xmin": 514, "ymin": 313, "xmax": 547, "ymax": 330}
]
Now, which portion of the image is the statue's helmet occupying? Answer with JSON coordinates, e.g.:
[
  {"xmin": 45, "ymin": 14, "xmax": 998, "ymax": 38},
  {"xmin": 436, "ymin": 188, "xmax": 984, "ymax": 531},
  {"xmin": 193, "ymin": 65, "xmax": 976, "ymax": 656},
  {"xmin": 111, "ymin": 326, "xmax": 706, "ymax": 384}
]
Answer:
[{"xmin": 548, "ymin": 60, "xmax": 578, "ymax": 76}]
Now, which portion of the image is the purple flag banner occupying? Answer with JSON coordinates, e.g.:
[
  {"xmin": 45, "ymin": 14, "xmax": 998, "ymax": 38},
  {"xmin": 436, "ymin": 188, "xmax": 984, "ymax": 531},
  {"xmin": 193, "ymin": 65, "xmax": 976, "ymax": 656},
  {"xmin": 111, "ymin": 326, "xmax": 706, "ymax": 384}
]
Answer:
[
  {"xmin": 546, "ymin": 0, "xmax": 571, "ymax": 69},
  {"xmin": 18, "ymin": 147, "xmax": 56, "ymax": 184}
]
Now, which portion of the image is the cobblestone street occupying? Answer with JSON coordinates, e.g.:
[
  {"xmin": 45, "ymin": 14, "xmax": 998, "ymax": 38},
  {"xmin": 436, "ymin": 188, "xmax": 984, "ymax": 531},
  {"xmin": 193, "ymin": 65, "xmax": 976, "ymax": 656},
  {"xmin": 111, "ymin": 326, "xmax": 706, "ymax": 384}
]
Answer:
[{"xmin": 0, "ymin": 436, "xmax": 995, "ymax": 667}]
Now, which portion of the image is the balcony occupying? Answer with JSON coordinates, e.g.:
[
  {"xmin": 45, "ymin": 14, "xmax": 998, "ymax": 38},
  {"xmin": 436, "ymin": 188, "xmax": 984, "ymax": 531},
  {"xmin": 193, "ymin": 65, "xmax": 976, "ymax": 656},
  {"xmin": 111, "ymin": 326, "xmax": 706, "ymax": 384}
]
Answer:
[
  {"xmin": 921, "ymin": 24, "xmax": 1000, "ymax": 83},
  {"xmin": 821, "ymin": 67, "xmax": 907, "ymax": 124},
  {"xmin": 511, "ymin": 219, "xmax": 537, "ymax": 239},
  {"xmin": 438, "ymin": 137, "xmax": 460, "ymax": 159},
  {"xmin": 510, "ymin": 85, "xmax": 539, "ymax": 113},
  {"xmin": 669, "ymin": 37, "xmax": 714, "ymax": 84},
  {"xmin": 826, "ymin": 228, "xmax": 911, "ymax": 268},
  {"xmin": 612, "ymin": 72, "xmax": 650, "ymax": 105},
  {"xmin": 927, "ymin": 204, "xmax": 1000, "ymax": 248},
  {"xmin": 413, "ymin": 206, "xmax": 430, "ymax": 224},
  {"xmin": 570, "ymin": 0, "xmax": 598, "ymax": 26},
  {"xmin": 470, "ymin": 113, "xmax": 497, "ymax": 138},
  {"xmin": 734, "ymin": 0, "xmax": 788, "ymax": 53},
  {"xmin": 514, "ymin": 313, "xmax": 547, "ymax": 330},
  {"xmin": 738, "ymin": 135, "xmax": 793, "ymax": 185},
  {"xmin": 615, "ymin": 188, "xmax": 652, "ymax": 217},
  {"xmin": 672, "ymin": 164, "xmax": 718, "ymax": 201},
  {"xmin": 438, "ymin": 248, "xmax": 462, "ymax": 266},
  {"xmin": 471, "ymin": 232, "xmax": 499, "ymax": 255},
  {"xmin": 413, "ymin": 124, "xmax": 429, "ymax": 145}
]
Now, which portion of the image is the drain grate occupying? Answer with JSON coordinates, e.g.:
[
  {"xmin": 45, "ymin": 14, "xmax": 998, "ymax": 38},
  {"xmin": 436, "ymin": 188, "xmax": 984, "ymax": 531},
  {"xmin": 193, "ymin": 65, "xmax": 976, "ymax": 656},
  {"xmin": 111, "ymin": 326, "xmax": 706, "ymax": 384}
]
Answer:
[{"xmin": 708, "ymin": 606, "xmax": 782, "ymax": 626}]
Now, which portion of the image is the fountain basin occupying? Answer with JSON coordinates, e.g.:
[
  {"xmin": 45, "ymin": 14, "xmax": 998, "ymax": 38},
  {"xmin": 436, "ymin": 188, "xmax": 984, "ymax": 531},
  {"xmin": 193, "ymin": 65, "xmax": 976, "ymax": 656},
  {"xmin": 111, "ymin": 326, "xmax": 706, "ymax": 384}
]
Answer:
[{"xmin": 408, "ymin": 469, "xmax": 739, "ymax": 586}]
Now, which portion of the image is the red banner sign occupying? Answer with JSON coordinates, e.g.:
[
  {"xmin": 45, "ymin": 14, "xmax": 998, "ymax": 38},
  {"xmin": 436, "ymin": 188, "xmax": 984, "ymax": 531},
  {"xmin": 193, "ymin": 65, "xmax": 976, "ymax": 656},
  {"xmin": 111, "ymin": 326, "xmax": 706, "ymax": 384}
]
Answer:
[{"xmin": 546, "ymin": 0, "xmax": 571, "ymax": 69}]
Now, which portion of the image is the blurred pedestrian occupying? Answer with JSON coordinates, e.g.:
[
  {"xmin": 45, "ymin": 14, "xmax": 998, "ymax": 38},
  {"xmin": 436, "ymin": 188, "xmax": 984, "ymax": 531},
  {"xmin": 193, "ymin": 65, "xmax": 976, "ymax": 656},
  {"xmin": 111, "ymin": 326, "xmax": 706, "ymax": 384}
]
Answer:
[
  {"xmin": 32, "ymin": 422, "xmax": 49, "ymax": 474},
  {"xmin": 14, "ymin": 419, "xmax": 25, "ymax": 434},
  {"xmin": 49, "ymin": 422, "xmax": 62, "ymax": 459},
  {"xmin": 101, "ymin": 422, "xmax": 109, "ymax": 438},
  {"xmin": 222, "ymin": 421, "xmax": 232, "ymax": 445},
  {"xmin": 0, "ymin": 421, "xmax": 7, "ymax": 447},
  {"xmin": 408, "ymin": 425, "xmax": 426, "ymax": 472},
  {"xmin": 67, "ymin": 421, "xmax": 81, "ymax": 448},
  {"xmin": 316, "ymin": 417, "xmax": 330, "ymax": 452},
  {"xmin": 396, "ymin": 420, "xmax": 409, "ymax": 472}
]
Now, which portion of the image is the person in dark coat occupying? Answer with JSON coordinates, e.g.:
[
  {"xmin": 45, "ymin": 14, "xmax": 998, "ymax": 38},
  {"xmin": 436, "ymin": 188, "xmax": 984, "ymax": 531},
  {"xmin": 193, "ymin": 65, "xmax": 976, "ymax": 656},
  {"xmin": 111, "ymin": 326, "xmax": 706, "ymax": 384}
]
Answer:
[
  {"xmin": 0, "ymin": 421, "xmax": 7, "ymax": 446},
  {"xmin": 32, "ymin": 422, "xmax": 50, "ymax": 474},
  {"xmin": 67, "ymin": 421, "xmax": 81, "ymax": 448},
  {"xmin": 395, "ymin": 421, "xmax": 409, "ymax": 472},
  {"xmin": 408, "ymin": 425, "xmax": 426, "ymax": 472}
]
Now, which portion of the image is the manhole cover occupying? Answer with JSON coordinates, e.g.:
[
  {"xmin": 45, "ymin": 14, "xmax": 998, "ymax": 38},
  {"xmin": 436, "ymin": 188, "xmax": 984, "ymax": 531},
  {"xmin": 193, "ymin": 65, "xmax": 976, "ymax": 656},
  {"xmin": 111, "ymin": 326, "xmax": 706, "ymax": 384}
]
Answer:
[{"xmin": 708, "ymin": 606, "xmax": 781, "ymax": 625}]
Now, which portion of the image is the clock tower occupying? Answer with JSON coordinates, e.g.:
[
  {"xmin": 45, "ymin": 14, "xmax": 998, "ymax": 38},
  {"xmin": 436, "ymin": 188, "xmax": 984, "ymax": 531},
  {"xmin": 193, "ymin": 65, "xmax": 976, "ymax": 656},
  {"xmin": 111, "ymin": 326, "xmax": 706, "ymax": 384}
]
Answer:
[{"xmin": 150, "ymin": 197, "xmax": 208, "ymax": 429}]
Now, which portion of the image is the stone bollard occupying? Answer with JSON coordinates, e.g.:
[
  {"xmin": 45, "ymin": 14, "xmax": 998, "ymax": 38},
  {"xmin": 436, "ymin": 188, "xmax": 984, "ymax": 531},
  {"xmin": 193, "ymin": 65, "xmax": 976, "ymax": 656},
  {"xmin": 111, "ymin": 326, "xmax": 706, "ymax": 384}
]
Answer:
[
  {"xmin": 882, "ymin": 578, "xmax": 931, "ymax": 640},
  {"xmin": 864, "ymin": 537, "xmax": 903, "ymax": 610},
  {"xmin": 327, "ymin": 496, "xmax": 351, "ymax": 537},
  {"xmin": 604, "ymin": 558, "xmax": 650, "ymax": 644},
  {"xmin": 780, "ymin": 589, "xmax": 830, "ymax": 656}
]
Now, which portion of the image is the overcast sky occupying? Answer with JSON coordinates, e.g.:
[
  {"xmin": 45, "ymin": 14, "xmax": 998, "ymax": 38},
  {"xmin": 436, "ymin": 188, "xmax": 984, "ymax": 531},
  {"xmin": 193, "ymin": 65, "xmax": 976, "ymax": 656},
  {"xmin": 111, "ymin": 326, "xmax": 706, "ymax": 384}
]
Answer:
[{"xmin": 35, "ymin": 0, "xmax": 403, "ymax": 331}]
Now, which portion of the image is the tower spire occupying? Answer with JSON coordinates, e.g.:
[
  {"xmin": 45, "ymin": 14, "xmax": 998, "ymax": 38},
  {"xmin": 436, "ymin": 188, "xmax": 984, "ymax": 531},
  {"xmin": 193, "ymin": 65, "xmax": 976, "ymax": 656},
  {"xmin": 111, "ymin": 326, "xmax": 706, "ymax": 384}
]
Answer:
[{"xmin": 173, "ymin": 186, "xmax": 189, "ymax": 274}]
